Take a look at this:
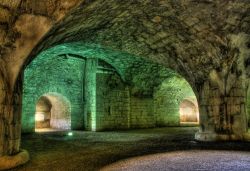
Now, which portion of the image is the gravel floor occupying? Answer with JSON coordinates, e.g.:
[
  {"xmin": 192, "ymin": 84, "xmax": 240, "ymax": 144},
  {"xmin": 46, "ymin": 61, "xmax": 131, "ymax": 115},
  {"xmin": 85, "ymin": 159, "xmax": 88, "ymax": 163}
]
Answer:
[
  {"xmin": 10, "ymin": 127, "xmax": 250, "ymax": 171},
  {"xmin": 101, "ymin": 150, "xmax": 250, "ymax": 171}
]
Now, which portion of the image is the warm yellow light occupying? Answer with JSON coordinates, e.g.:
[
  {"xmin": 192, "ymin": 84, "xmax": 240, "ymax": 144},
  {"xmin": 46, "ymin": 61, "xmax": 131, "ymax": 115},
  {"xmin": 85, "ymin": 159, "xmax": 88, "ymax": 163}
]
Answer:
[{"xmin": 35, "ymin": 112, "xmax": 44, "ymax": 121}]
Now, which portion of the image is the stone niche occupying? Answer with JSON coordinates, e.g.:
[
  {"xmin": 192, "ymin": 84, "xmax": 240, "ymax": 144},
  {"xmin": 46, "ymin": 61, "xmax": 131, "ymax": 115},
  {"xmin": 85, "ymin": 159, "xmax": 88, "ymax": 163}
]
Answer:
[
  {"xmin": 154, "ymin": 77, "xmax": 198, "ymax": 127},
  {"xmin": 35, "ymin": 93, "xmax": 71, "ymax": 131},
  {"xmin": 179, "ymin": 98, "xmax": 199, "ymax": 124},
  {"xmin": 35, "ymin": 96, "xmax": 52, "ymax": 129}
]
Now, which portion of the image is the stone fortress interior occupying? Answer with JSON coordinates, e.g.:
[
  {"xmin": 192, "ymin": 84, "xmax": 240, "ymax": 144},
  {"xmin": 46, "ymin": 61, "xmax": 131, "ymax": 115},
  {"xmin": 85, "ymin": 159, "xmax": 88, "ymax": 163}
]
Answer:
[
  {"xmin": 22, "ymin": 45, "xmax": 198, "ymax": 133},
  {"xmin": 0, "ymin": 0, "xmax": 250, "ymax": 170}
]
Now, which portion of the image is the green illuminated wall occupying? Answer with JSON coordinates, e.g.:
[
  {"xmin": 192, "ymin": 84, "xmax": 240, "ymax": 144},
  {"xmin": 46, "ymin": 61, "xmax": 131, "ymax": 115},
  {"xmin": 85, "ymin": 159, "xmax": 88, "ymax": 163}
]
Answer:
[
  {"xmin": 22, "ymin": 43, "xmax": 198, "ymax": 132},
  {"xmin": 22, "ymin": 55, "xmax": 85, "ymax": 132},
  {"xmin": 154, "ymin": 76, "xmax": 197, "ymax": 126},
  {"xmin": 96, "ymin": 72, "xmax": 130, "ymax": 130}
]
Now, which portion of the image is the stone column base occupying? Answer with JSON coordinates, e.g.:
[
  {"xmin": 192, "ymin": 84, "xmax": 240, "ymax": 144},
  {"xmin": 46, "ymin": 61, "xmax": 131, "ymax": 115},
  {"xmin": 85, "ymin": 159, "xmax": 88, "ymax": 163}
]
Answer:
[
  {"xmin": 0, "ymin": 149, "xmax": 29, "ymax": 170},
  {"xmin": 195, "ymin": 131, "xmax": 250, "ymax": 141},
  {"xmin": 195, "ymin": 131, "xmax": 218, "ymax": 141}
]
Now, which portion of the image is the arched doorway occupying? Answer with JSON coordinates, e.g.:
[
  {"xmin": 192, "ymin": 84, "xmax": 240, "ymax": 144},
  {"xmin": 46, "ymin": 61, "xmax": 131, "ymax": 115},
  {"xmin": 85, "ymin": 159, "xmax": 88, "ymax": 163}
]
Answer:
[
  {"xmin": 154, "ymin": 76, "xmax": 199, "ymax": 127},
  {"xmin": 179, "ymin": 97, "xmax": 199, "ymax": 125},
  {"xmin": 35, "ymin": 93, "xmax": 71, "ymax": 132},
  {"xmin": 35, "ymin": 96, "xmax": 52, "ymax": 129}
]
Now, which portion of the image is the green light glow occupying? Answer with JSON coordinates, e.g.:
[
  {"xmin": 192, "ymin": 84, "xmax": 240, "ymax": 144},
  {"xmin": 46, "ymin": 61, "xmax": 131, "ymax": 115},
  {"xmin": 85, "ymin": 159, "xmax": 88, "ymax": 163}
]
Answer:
[{"xmin": 68, "ymin": 132, "xmax": 73, "ymax": 136}]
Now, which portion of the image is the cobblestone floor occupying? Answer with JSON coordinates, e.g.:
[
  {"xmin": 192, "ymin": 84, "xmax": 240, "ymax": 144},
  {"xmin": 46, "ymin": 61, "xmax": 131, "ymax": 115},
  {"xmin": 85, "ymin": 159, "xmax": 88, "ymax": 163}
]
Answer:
[{"xmin": 11, "ymin": 127, "xmax": 250, "ymax": 171}]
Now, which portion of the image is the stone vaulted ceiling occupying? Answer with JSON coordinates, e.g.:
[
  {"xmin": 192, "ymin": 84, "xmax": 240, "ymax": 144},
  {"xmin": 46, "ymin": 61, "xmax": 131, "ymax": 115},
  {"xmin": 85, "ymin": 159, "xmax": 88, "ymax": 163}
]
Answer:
[{"xmin": 1, "ymin": 0, "xmax": 250, "ymax": 87}]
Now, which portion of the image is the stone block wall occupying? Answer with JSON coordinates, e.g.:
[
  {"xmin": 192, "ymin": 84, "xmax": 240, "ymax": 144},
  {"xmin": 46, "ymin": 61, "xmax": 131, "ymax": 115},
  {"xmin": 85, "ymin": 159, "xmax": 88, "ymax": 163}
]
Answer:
[
  {"xmin": 22, "ymin": 56, "xmax": 85, "ymax": 132},
  {"xmin": 247, "ymin": 88, "xmax": 250, "ymax": 127},
  {"xmin": 22, "ymin": 53, "xmax": 198, "ymax": 132},
  {"xmin": 130, "ymin": 97, "xmax": 155, "ymax": 128},
  {"xmin": 96, "ymin": 73, "xmax": 130, "ymax": 130},
  {"xmin": 154, "ymin": 77, "xmax": 197, "ymax": 127},
  {"xmin": 95, "ymin": 73, "xmax": 196, "ymax": 130}
]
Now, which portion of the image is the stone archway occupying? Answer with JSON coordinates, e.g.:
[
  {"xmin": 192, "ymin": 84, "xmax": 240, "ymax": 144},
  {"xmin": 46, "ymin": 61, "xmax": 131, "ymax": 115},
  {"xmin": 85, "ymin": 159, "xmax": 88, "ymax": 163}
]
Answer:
[
  {"xmin": 35, "ymin": 93, "xmax": 71, "ymax": 131},
  {"xmin": 179, "ymin": 97, "xmax": 199, "ymax": 124},
  {"xmin": 35, "ymin": 96, "xmax": 52, "ymax": 129},
  {"xmin": 1, "ymin": 1, "xmax": 250, "ymax": 169},
  {"xmin": 154, "ymin": 76, "xmax": 198, "ymax": 127}
]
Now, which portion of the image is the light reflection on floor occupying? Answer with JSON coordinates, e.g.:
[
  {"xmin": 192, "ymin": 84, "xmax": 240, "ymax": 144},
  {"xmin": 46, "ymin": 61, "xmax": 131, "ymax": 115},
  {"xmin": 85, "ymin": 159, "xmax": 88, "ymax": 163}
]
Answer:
[
  {"xmin": 101, "ymin": 150, "xmax": 250, "ymax": 171},
  {"xmin": 16, "ymin": 127, "xmax": 250, "ymax": 171},
  {"xmin": 35, "ymin": 128, "xmax": 68, "ymax": 132}
]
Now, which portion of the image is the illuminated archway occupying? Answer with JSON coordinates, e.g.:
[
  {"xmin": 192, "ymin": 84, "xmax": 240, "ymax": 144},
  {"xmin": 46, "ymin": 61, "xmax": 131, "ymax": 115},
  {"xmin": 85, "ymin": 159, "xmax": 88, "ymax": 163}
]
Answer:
[
  {"xmin": 35, "ymin": 96, "xmax": 52, "ymax": 129},
  {"xmin": 179, "ymin": 97, "xmax": 199, "ymax": 125},
  {"xmin": 35, "ymin": 93, "xmax": 71, "ymax": 132},
  {"xmin": 154, "ymin": 76, "xmax": 198, "ymax": 127}
]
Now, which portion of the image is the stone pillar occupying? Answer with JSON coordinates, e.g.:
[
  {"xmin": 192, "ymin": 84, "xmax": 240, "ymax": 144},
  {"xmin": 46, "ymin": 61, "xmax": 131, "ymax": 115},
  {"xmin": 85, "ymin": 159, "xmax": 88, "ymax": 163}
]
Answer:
[
  {"xmin": 84, "ymin": 58, "xmax": 97, "ymax": 131},
  {"xmin": 195, "ymin": 72, "xmax": 250, "ymax": 141},
  {"xmin": 0, "ymin": 68, "xmax": 22, "ymax": 157},
  {"xmin": 0, "ymin": 68, "xmax": 29, "ymax": 169},
  {"xmin": 0, "ymin": 71, "xmax": 7, "ymax": 157}
]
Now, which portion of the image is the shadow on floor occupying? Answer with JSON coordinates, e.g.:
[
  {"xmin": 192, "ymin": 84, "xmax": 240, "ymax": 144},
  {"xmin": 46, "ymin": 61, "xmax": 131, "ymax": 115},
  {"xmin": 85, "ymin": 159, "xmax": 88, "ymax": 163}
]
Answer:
[{"xmin": 11, "ymin": 127, "xmax": 250, "ymax": 171}]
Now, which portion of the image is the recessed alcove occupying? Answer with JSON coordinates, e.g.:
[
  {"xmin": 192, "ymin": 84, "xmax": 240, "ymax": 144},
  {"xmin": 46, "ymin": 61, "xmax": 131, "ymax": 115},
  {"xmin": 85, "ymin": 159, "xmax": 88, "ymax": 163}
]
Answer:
[
  {"xmin": 35, "ymin": 93, "xmax": 71, "ymax": 132},
  {"xmin": 179, "ymin": 98, "xmax": 199, "ymax": 125}
]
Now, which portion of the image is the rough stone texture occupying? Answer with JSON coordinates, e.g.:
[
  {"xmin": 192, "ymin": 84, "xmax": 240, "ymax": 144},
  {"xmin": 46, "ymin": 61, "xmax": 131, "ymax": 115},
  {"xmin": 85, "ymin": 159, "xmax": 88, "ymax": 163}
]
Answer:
[
  {"xmin": 25, "ymin": 1, "xmax": 250, "ymax": 85},
  {"xmin": 247, "ymin": 88, "xmax": 250, "ymax": 127},
  {"xmin": 101, "ymin": 150, "xmax": 250, "ymax": 171},
  {"xmin": 95, "ymin": 74, "xmax": 196, "ymax": 130},
  {"xmin": 0, "ymin": 0, "xmax": 82, "ymax": 85},
  {"xmin": 29, "ymin": 42, "xmax": 178, "ymax": 89},
  {"xmin": 43, "ymin": 94, "xmax": 71, "ymax": 130},
  {"xmin": 0, "ymin": 0, "xmax": 250, "ymax": 166},
  {"xmin": 95, "ymin": 71, "xmax": 197, "ymax": 130},
  {"xmin": 22, "ymin": 55, "xmax": 85, "ymax": 132},
  {"xmin": 0, "ymin": 66, "xmax": 23, "ymax": 157},
  {"xmin": 18, "ymin": 0, "xmax": 249, "ymax": 142},
  {"xmin": 154, "ymin": 76, "xmax": 196, "ymax": 126},
  {"xmin": 96, "ymin": 73, "xmax": 130, "ymax": 130},
  {"xmin": 130, "ymin": 97, "xmax": 155, "ymax": 128},
  {"xmin": 22, "ymin": 47, "xmax": 194, "ymax": 132},
  {"xmin": 35, "ymin": 96, "xmax": 52, "ymax": 129},
  {"xmin": 84, "ymin": 58, "xmax": 97, "ymax": 131},
  {"xmin": 0, "ymin": 149, "xmax": 29, "ymax": 170},
  {"xmin": 179, "ymin": 98, "xmax": 198, "ymax": 123},
  {"xmin": 10, "ymin": 127, "xmax": 250, "ymax": 171}
]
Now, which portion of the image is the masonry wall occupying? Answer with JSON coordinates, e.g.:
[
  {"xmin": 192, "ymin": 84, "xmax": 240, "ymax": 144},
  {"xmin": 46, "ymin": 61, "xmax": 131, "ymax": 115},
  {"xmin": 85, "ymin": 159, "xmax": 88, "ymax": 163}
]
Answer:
[
  {"xmin": 22, "ymin": 56, "xmax": 85, "ymax": 132},
  {"xmin": 130, "ymin": 97, "xmax": 155, "ymax": 128},
  {"xmin": 247, "ymin": 89, "xmax": 250, "ymax": 127},
  {"xmin": 96, "ymin": 72, "xmax": 130, "ymax": 130},
  {"xmin": 246, "ymin": 100, "xmax": 250, "ymax": 127},
  {"xmin": 22, "ymin": 54, "xmax": 198, "ymax": 132},
  {"xmin": 95, "ymin": 74, "xmax": 196, "ymax": 130},
  {"xmin": 154, "ymin": 77, "xmax": 197, "ymax": 127}
]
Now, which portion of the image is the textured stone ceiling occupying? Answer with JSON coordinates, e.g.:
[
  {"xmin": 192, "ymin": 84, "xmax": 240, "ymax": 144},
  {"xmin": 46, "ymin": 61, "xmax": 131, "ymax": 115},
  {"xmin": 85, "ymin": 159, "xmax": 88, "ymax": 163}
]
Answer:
[
  {"xmin": 1, "ymin": 0, "xmax": 250, "ymax": 87},
  {"xmin": 27, "ymin": 42, "xmax": 179, "ymax": 96},
  {"xmin": 28, "ymin": 0, "xmax": 250, "ymax": 84}
]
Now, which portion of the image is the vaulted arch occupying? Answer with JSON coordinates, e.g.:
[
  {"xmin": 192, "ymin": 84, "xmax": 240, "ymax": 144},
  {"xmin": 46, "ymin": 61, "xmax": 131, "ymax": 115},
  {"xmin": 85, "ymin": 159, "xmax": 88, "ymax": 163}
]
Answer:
[{"xmin": 1, "ymin": 1, "xmax": 250, "ymax": 169}]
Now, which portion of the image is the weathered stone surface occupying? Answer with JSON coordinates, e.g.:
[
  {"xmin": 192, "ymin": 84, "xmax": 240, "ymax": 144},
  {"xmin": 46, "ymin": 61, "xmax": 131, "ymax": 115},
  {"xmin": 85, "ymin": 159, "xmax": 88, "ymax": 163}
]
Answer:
[
  {"xmin": 22, "ymin": 54, "xmax": 86, "ymax": 132},
  {"xmin": 0, "ymin": 1, "xmax": 250, "ymax": 168},
  {"xmin": 22, "ymin": 49, "xmax": 196, "ymax": 132},
  {"xmin": 0, "ymin": 149, "xmax": 29, "ymax": 170}
]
